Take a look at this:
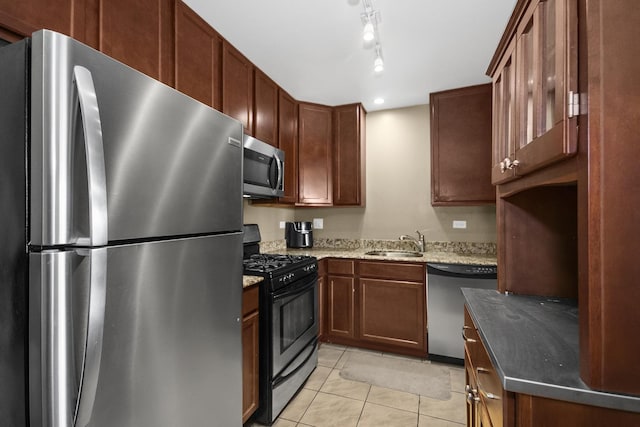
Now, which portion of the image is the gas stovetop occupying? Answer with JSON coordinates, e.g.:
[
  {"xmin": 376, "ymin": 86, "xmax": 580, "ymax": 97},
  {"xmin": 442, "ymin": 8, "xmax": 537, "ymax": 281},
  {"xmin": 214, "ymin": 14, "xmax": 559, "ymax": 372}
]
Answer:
[{"xmin": 243, "ymin": 253, "xmax": 315, "ymax": 275}]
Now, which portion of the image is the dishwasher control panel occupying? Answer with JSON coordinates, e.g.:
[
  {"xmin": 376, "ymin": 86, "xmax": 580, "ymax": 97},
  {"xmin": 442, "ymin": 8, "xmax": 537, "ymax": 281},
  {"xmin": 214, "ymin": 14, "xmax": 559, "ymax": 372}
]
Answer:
[{"xmin": 427, "ymin": 263, "xmax": 497, "ymax": 278}]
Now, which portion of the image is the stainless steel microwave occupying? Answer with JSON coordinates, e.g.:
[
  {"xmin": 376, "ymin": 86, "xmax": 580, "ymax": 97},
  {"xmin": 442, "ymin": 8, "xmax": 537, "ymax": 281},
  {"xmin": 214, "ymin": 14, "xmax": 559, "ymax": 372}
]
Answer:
[{"xmin": 243, "ymin": 134, "xmax": 285, "ymax": 198}]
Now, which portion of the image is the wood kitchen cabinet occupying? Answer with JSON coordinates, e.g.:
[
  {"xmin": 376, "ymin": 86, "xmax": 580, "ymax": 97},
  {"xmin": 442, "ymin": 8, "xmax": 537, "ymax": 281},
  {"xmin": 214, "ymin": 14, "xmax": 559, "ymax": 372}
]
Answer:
[
  {"xmin": 333, "ymin": 103, "xmax": 366, "ymax": 206},
  {"xmin": 298, "ymin": 102, "xmax": 333, "ymax": 205},
  {"xmin": 174, "ymin": 1, "xmax": 221, "ymax": 109},
  {"xmin": 430, "ymin": 84, "xmax": 495, "ymax": 205},
  {"xmin": 326, "ymin": 259, "xmax": 356, "ymax": 340},
  {"xmin": 464, "ymin": 306, "xmax": 514, "ymax": 427},
  {"xmin": 491, "ymin": 0, "xmax": 640, "ymax": 398},
  {"xmin": 278, "ymin": 89, "xmax": 299, "ymax": 204},
  {"xmin": 253, "ymin": 69, "xmax": 279, "ymax": 147},
  {"xmin": 87, "ymin": 0, "xmax": 175, "ymax": 85},
  {"xmin": 0, "ymin": 0, "xmax": 175, "ymax": 85},
  {"xmin": 242, "ymin": 285, "xmax": 259, "ymax": 423},
  {"xmin": 222, "ymin": 40, "xmax": 254, "ymax": 134},
  {"xmin": 0, "ymin": 0, "xmax": 87, "ymax": 42},
  {"xmin": 488, "ymin": 0, "xmax": 578, "ymax": 184},
  {"xmin": 322, "ymin": 258, "xmax": 427, "ymax": 358},
  {"xmin": 273, "ymin": 101, "xmax": 366, "ymax": 207}
]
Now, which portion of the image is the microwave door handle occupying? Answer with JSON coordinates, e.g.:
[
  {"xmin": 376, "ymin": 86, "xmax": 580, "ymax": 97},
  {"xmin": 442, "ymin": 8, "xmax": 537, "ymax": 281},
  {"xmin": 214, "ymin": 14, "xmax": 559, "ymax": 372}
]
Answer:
[
  {"xmin": 73, "ymin": 66, "xmax": 108, "ymax": 246},
  {"xmin": 274, "ymin": 155, "xmax": 283, "ymax": 192}
]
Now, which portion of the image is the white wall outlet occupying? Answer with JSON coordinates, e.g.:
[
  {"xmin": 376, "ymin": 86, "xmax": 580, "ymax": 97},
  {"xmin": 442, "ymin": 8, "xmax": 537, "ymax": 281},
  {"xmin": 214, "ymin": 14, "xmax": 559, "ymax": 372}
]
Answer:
[
  {"xmin": 452, "ymin": 220, "xmax": 467, "ymax": 229},
  {"xmin": 279, "ymin": 221, "xmax": 286, "ymax": 229},
  {"xmin": 313, "ymin": 218, "xmax": 324, "ymax": 229}
]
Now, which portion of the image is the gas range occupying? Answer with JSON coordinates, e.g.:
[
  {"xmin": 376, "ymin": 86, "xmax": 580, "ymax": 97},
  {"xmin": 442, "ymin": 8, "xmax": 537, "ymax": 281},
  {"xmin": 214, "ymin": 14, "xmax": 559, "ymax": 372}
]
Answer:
[{"xmin": 242, "ymin": 224, "xmax": 319, "ymax": 424}]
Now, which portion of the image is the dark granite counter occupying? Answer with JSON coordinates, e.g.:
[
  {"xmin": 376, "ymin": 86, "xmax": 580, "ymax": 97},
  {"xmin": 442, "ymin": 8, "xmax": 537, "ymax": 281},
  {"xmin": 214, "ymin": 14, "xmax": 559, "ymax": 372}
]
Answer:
[{"xmin": 462, "ymin": 288, "xmax": 640, "ymax": 413}]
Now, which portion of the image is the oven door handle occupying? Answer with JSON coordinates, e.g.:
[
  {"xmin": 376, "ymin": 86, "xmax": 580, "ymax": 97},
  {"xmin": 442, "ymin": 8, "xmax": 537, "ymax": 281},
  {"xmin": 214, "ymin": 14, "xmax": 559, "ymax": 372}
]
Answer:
[
  {"xmin": 272, "ymin": 275, "xmax": 317, "ymax": 301},
  {"xmin": 273, "ymin": 339, "xmax": 318, "ymax": 388}
]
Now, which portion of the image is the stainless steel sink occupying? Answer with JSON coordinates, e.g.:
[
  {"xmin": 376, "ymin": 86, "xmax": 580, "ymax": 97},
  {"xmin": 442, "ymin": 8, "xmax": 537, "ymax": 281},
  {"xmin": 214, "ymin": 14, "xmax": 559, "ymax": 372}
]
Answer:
[{"xmin": 364, "ymin": 250, "xmax": 423, "ymax": 257}]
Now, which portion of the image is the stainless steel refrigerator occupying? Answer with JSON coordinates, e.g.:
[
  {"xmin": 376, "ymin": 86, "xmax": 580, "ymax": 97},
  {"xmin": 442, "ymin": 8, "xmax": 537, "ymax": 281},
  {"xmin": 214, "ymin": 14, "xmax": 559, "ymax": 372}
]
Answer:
[{"xmin": 0, "ymin": 30, "xmax": 244, "ymax": 426}]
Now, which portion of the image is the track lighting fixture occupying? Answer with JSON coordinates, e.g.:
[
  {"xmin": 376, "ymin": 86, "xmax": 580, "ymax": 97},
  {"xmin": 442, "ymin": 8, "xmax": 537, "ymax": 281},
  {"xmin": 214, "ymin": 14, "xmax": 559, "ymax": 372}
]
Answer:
[
  {"xmin": 360, "ymin": 0, "xmax": 384, "ymax": 73},
  {"xmin": 363, "ymin": 20, "xmax": 375, "ymax": 42},
  {"xmin": 373, "ymin": 44, "xmax": 384, "ymax": 72}
]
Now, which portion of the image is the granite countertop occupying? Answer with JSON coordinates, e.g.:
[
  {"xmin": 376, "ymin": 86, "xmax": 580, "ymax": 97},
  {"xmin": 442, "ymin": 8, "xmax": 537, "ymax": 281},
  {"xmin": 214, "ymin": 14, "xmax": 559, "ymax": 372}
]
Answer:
[
  {"xmin": 243, "ymin": 275, "xmax": 263, "ymax": 289},
  {"xmin": 272, "ymin": 247, "xmax": 497, "ymax": 266},
  {"xmin": 462, "ymin": 288, "xmax": 640, "ymax": 413}
]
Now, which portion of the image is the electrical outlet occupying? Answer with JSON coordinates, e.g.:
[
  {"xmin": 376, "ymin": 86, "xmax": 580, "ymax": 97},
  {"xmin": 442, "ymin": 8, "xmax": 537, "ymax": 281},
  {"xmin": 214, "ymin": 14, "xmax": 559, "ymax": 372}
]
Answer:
[
  {"xmin": 313, "ymin": 218, "xmax": 324, "ymax": 229},
  {"xmin": 452, "ymin": 220, "xmax": 467, "ymax": 229},
  {"xmin": 279, "ymin": 221, "xmax": 286, "ymax": 229}
]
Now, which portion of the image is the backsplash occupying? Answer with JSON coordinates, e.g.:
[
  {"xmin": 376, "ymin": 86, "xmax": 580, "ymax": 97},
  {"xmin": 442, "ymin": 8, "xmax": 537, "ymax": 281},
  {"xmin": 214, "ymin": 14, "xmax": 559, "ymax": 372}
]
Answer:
[{"xmin": 260, "ymin": 238, "xmax": 496, "ymax": 255}]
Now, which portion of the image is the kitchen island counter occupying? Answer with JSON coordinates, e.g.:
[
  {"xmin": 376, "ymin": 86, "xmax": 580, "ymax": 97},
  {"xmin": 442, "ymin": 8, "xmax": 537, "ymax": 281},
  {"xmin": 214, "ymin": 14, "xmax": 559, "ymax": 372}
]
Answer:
[{"xmin": 463, "ymin": 288, "xmax": 640, "ymax": 413}]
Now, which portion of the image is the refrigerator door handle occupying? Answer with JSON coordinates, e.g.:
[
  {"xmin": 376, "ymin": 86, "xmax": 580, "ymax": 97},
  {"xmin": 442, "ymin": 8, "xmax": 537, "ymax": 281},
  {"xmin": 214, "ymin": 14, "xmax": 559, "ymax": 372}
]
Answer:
[
  {"xmin": 73, "ymin": 66, "xmax": 108, "ymax": 246},
  {"xmin": 75, "ymin": 248, "xmax": 107, "ymax": 427}
]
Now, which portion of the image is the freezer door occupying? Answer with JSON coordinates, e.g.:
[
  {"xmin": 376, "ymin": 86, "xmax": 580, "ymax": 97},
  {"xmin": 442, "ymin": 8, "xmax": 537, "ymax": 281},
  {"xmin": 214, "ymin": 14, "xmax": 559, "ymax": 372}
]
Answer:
[
  {"xmin": 29, "ymin": 30, "xmax": 243, "ymax": 247},
  {"xmin": 29, "ymin": 233, "xmax": 243, "ymax": 427}
]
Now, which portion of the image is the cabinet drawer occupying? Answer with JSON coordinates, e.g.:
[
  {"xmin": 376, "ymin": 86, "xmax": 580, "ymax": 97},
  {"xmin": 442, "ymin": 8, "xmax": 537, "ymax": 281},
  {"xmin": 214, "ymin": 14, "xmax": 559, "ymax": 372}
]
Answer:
[
  {"xmin": 327, "ymin": 259, "xmax": 355, "ymax": 276},
  {"xmin": 476, "ymin": 350, "xmax": 503, "ymax": 427},
  {"xmin": 359, "ymin": 261, "xmax": 424, "ymax": 282},
  {"xmin": 463, "ymin": 307, "xmax": 481, "ymax": 363},
  {"xmin": 474, "ymin": 331, "xmax": 503, "ymax": 427},
  {"xmin": 242, "ymin": 285, "xmax": 259, "ymax": 317}
]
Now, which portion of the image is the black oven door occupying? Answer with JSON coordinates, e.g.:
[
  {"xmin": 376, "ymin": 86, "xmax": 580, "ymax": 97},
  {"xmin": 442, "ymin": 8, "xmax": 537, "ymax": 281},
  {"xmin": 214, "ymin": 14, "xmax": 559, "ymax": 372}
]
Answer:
[{"xmin": 271, "ymin": 273, "xmax": 318, "ymax": 376}]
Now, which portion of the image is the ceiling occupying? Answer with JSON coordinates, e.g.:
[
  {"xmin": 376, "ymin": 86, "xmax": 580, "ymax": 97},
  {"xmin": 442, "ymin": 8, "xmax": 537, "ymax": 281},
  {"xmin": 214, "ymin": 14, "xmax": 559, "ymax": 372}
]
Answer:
[{"xmin": 183, "ymin": 0, "xmax": 517, "ymax": 112}]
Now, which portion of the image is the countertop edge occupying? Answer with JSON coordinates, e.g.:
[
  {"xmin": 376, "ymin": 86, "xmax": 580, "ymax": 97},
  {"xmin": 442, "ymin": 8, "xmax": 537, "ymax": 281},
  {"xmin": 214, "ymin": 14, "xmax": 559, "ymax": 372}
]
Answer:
[
  {"xmin": 269, "ymin": 248, "xmax": 497, "ymax": 266},
  {"xmin": 243, "ymin": 275, "xmax": 263, "ymax": 288}
]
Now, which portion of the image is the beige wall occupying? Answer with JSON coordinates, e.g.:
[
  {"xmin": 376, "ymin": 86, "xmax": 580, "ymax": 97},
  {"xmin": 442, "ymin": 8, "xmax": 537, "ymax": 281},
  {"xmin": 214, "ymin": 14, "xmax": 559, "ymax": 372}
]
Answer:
[{"xmin": 243, "ymin": 104, "xmax": 496, "ymax": 243}]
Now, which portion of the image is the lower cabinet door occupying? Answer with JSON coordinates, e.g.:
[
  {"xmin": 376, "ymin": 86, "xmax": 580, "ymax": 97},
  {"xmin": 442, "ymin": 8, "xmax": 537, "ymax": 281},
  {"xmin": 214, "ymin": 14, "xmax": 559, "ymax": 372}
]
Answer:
[
  {"xmin": 242, "ymin": 310, "xmax": 259, "ymax": 423},
  {"xmin": 358, "ymin": 278, "xmax": 426, "ymax": 352},
  {"xmin": 327, "ymin": 276, "xmax": 356, "ymax": 339}
]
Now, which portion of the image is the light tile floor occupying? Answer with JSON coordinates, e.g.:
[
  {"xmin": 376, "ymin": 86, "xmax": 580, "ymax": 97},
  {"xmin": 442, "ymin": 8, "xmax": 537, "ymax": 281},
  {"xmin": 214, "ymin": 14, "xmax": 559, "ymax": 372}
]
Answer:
[{"xmin": 247, "ymin": 343, "xmax": 466, "ymax": 427}]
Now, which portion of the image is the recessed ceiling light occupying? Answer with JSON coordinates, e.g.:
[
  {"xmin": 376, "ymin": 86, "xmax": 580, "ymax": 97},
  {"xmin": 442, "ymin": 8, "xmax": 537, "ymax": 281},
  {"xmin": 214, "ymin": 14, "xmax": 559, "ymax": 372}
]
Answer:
[{"xmin": 374, "ymin": 98, "xmax": 384, "ymax": 105}]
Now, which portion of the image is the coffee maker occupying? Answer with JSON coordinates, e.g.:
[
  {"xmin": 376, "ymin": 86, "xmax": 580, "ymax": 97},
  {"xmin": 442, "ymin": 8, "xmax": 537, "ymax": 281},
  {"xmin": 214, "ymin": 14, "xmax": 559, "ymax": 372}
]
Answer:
[{"xmin": 285, "ymin": 222, "xmax": 313, "ymax": 248}]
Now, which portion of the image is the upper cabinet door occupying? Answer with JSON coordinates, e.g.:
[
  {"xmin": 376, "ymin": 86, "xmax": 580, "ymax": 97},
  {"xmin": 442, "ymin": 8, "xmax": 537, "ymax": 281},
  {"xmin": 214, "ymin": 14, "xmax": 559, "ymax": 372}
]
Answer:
[
  {"xmin": 488, "ymin": 0, "xmax": 578, "ymax": 183},
  {"xmin": 254, "ymin": 69, "xmax": 278, "ymax": 146},
  {"xmin": 0, "ymin": 0, "xmax": 87, "ymax": 42},
  {"xmin": 512, "ymin": 0, "xmax": 578, "ymax": 176},
  {"xmin": 430, "ymin": 84, "xmax": 495, "ymax": 204},
  {"xmin": 491, "ymin": 40, "xmax": 517, "ymax": 185},
  {"xmin": 175, "ymin": 1, "xmax": 222, "ymax": 110},
  {"xmin": 91, "ymin": 0, "xmax": 175, "ymax": 85},
  {"xmin": 222, "ymin": 41, "xmax": 254, "ymax": 134},
  {"xmin": 298, "ymin": 103, "xmax": 333, "ymax": 206},
  {"xmin": 333, "ymin": 103, "xmax": 366, "ymax": 206},
  {"xmin": 278, "ymin": 89, "xmax": 298, "ymax": 204}
]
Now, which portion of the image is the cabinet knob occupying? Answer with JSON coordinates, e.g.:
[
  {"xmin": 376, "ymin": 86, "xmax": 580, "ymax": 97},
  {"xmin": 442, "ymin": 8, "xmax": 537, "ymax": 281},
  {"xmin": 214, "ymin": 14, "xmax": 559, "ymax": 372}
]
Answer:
[
  {"xmin": 500, "ymin": 157, "xmax": 511, "ymax": 173},
  {"xmin": 500, "ymin": 157, "xmax": 520, "ymax": 172},
  {"xmin": 507, "ymin": 159, "xmax": 520, "ymax": 170}
]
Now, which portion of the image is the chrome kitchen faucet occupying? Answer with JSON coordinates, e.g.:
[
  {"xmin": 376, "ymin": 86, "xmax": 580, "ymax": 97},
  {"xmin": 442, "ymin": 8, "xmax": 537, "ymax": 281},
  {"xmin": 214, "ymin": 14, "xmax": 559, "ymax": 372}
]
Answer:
[{"xmin": 399, "ymin": 231, "xmax": 426, "ymax": 252}]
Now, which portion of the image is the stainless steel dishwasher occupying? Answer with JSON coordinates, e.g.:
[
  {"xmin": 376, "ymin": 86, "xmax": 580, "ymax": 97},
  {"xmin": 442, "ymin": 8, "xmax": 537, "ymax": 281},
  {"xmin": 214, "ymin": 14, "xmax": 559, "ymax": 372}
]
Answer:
[{"xmin": 427, "ymin": 263, "xmax": 497, "ymax": 364}]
